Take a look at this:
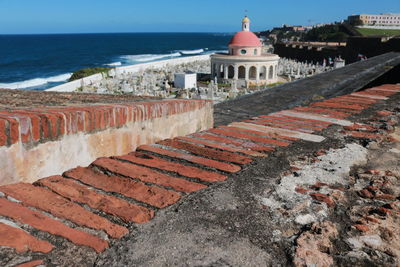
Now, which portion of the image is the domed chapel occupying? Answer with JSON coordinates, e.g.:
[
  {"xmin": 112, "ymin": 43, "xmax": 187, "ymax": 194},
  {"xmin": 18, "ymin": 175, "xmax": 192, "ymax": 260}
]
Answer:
[{"xmin": 211, "ymin": 16, "xmax": 280, "ymax": 88}]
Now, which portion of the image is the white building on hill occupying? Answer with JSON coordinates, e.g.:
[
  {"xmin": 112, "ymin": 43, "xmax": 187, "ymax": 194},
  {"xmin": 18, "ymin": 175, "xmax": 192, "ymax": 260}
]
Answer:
[{"xmin": 348, "ymin": 13, "xmax": 400, "ymax": 27}]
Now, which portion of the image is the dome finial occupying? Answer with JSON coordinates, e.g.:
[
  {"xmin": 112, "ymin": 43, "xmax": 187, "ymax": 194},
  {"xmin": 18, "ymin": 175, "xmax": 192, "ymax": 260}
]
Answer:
[{"xmin": 242, "ymin": 16, "xmax": 250, "ymax": 31}]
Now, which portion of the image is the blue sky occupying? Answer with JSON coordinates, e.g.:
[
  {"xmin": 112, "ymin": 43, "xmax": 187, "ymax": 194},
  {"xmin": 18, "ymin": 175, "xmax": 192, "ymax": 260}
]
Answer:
[{"xmin": 0, "ymin": 0, "xmax": 399, "ymax": 34}]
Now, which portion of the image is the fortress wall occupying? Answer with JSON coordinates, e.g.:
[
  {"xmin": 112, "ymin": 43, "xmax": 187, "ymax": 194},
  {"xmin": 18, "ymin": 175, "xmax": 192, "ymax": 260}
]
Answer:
[
  {"xmin": 0, "ymin": 99, "xmax": 213, "ymax": 185},
  {"xmin": 345, "ymin": 37, "xmax": 400, "ymax": 63},
  {"xmin": 274, "ymin": 43, "xmax": 345, "ymax": 63}
]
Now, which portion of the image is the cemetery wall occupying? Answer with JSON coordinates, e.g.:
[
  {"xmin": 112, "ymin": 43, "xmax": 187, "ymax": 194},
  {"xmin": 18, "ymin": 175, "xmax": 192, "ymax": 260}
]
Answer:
[{"xmin": 0, "ymin": 99, "xmax": 213, "ymax": 185}]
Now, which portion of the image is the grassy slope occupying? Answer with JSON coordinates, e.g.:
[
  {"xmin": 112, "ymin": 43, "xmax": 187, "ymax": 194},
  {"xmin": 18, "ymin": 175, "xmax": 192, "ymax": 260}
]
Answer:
[{"xmin": 356, "ymin": 28, "xmax": 400, "ymax": 36}]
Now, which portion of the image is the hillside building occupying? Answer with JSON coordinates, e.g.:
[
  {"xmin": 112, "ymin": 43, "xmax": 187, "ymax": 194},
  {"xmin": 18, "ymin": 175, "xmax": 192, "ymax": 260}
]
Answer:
[{"xmin": 348, "ymin": 13, "xmax": 400, "ymax": 26}]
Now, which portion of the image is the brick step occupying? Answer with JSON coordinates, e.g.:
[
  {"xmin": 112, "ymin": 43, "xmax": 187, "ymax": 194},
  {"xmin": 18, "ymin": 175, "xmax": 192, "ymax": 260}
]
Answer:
[
  {"xmin": 65, "ymin": 167, "xmax": 181, "ymax": 209},
  {"xmin": 221, "ymin": 124, "xmax": 299, "ymax": 141},
  {"xmin": 0, "ymin": 183, "xmax": 128, "ymax": 239},
  {"xmin": 36, "ymin": 176, "xmax": 154, "ymax": 224},
  {"xmin": 259, "ymin": 114, "xmax": 332, "ymax": 128},
  {"xmin": 192, "ymin": 132, "xmax": 276, "ymax": 152},
  {"xmin": 0, "ymin": 197, "xmax": 108, "ymax": 253},
  {"xmin": 229, "ymin": 122, "xmax": 325, "ymax": 143},
  {"xmin": 138, "ymin": 144, "xmax": 242, "ymax": 173},
  {"xmin": 246, "ymin": 119, "xmax": 317, "ymax": 133},
  {"xmin": 116, "ymin": 152, "xmax": 228, "ymax": 182},
  {"xmin": 93, "ymin": 157, "xmax": 207, "ymax": 193},
  {"xmin": 209, "ymin": 128, "xmax": 291, "ymax": 147},
  {"xmin": 0, "ymin": 222, "xmax": 54, "ymax": 253},
  {"xmin": 157, "ymin": 139, "xmax": 253, "ymax": 165},
  {"xmin": 290, "ymin": 106, "xmax": 352, "ymax": 119},
  {"xmin": 176, "ymin": 136, "xmax": 267, "ymax": 158}
]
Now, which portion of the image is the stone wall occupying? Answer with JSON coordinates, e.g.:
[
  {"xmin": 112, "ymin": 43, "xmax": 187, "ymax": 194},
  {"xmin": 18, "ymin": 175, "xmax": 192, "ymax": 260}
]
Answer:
[
  {"xmin": 274, "ymin": 43, "xmax": 345, "ymax": 63},
  {"xmin": 274, "ymin": 37, "xmax": 400, "ymax": 64},
  {"xmin": 345, "ymin": 36, "xmax": 400, "ymax": 63},
  {"xmin": 0, "ymin": 99, "xmax": 213, "ymax": 185}
]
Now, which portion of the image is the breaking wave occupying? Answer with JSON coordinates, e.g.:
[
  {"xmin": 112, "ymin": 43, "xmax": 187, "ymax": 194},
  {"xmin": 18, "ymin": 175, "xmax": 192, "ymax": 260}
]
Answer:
[
  {"xmin": 0, "ymin": 73, "xmax": 72, "ymax": 89},
  {"xmin": 179, "ymin": 48, "xmax": 205, "ymax": 55},
  {"xmin": 105, "ymin": 62, "xmax": 122, "ymax": 66},
  {"xmin": 121, "ymin": 53, "xmax": 181, "ymax": 63}
]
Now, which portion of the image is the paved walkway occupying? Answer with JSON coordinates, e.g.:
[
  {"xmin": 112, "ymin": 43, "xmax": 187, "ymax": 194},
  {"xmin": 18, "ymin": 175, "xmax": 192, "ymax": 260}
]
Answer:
[{"xmin": 0, "ymin": 84, "xmax": 399, "ymax": 266}]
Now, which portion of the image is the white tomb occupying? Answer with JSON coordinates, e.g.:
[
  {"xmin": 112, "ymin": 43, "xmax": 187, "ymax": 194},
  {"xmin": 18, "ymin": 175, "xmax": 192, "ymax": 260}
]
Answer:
[{"xmin": 174, "ymin": 73, "xmax": 197, "ymax": 89}]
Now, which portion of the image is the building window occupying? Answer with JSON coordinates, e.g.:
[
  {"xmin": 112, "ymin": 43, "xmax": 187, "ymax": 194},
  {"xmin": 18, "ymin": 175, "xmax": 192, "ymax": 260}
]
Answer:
[
  {"xmin": 254, "ymin": 49, "xmax": 257, "ymax": 55},
  {"xmin": 240, "ymin": 49, "xmax": 247, "ymax": 55}
]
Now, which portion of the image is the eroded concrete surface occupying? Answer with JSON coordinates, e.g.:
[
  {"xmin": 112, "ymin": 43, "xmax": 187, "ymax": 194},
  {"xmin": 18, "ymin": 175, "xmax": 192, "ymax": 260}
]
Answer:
[{"xmin": 94, "ymin": 94, "xmax": 400, "ymax": 266}]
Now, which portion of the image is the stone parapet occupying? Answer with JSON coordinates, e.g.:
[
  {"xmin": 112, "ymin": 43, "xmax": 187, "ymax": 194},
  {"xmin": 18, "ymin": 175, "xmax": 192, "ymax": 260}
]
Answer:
[{"xmin": 0, "ymin": 99, "xmax": 213, "ymax": 185}]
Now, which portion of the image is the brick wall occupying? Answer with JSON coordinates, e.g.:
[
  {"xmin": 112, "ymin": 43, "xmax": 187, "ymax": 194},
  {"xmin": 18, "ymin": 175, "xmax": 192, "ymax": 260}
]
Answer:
[{"xmin": 0, "ymin": 99, "xmax": 213, "ymax": 185}]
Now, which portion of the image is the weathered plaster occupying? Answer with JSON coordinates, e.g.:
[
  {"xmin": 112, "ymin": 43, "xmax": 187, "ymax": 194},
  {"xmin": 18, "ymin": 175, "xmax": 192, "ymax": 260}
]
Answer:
[{"xmin": 0, "ymin": 104, "xmax": 213, "ymax": 185}]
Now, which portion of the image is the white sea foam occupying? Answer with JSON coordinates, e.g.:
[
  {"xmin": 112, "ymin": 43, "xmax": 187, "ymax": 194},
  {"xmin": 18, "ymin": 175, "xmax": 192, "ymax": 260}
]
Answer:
[
  {"xmin": 121, "ymin": 53, "xmax": 181, "ymax": 63},
  {"xmin": 105, "ymin": 62, "xmax": 122, "ymax": 66},
  {"xmin": 205, "ymin": 49, "xmax": 229, "ymax": 55},
  {"xmin": 0, "ymin": 73, "xmax": 72, "ymax": 89},
  {"xmin": 179, "ymin": 48, "xmax": 205, "ymax": 55}
]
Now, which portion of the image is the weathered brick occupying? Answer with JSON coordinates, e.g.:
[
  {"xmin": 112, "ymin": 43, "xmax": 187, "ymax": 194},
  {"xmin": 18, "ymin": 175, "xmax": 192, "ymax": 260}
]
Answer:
[
  {"xmin": 138, "ymin": 144, "xmax": 241, "ymax": 173},
  {"xmin": 37, "ymin": 176, "xmax": 154, "ymax": 224},
  {"xmin": 312, "ymin": 101, "xmax": 365, "ymax": 111},
  {"xmin": 376, "ymin": 111, "xmax": 393, "ymax": 117},
  {"xmin": 376, "ymin": 84, "xmax": 400, "ymax": 91},
  {"xmin": 0, "ymin": 113, "xmax": 34, "ymax": 143},
  {"xmin": 245, "ymin": 119, "xmax": 315, "ymax": 133},
  {"xmin": 253, "ymin": 117, "xmax": 322, "ymax": 132},
  {"xmin": 259, "ymin": 114, "xmax": 331, "ymax": 128},
  {"xmin": 358, "ymin": 90, "xmax": 390, "ymax": 97},
  {"xmin": 0, "ymin": 222, "xmax": 54, "ymax": 253},
  {"xmin": 295, "ymin": 187, "xmax": 310, "ymax": 195},
  {"xmin": 36, "ymin": 110, "xmax": 65, "ymax": 138},
  {"xmin": 176, "ymin": 136, "xmax": 267, "ymax": 157},
  {"xmin": 364, "ymin": 89, "xmax": 396, "ymax": 96},
  {"xmin": 11, "ymin": 111, "xmax": 41, "ymax": 142},
  {"xmin": 220, "ymin": 125, "xmax": 298, "ymax": 141},
  {"xmin": 229, "ymin": 122, "xmax": 320, "ymax": 142},
  {"xmin": 322, "ymin": 98, "xmax": 371, "ymax": 108},
  {"xmin": 0, "ymin": 119, "xmax": 6, "ymax": 146},
  {"xmin": 192, "ymin": 132, "xmax": 275, "ymax": 152},
  {"xmin": 209, "ymin": 128, "xmax": 291, "ymax": 147},
  {"xmin": 334, "ymin": 95, "xmax": 377, "ymax": 105},
  {"xmin": 344, "ymin": 123, "xmax": 376, "ymax": 132},
  {"xmin": 354, "ymin": 224, "xmax": 369, "ymax": 233},
  {"xmin": 15, "ymin": 259, "xmax": 45, "ymax": 267},
  {"xmin": 0, "ymin": 115, "xmax": 19, "ymax": 144},
  {"xmin": 292, "ymin": 106, "xmax": 351, "ymax": 119},
  {"xmin": 345, "ymin": 131, "xmax": 385, "ymax": 140},
  {"xmin": 375, "ymin": 193, "xmax": 396, "ymax": 201},
  {"xmin": 93, "ymin": 157, "xmax": 207, "ymax": 193},
  {"xmin": 309, "ymin": 193, "xmax": 335, "ymax": 207},
  {"xmin": 0, "ymin": 198, "xmax": 108, "ymax": 253},
  {"xmin": 65, "ymin": 167, "xmax": 181, "ymax": 208},
  {"xmin": 117, "ymin": 152, "xmax": 227, "ymax": 182},
  {"xmin": 351, "ymin": 92, "xmax": 388, "ymax": 100},
  {"xmin": 0, "ymin": 183, "xmax": 128, "ymax": 239},
  {"xmin": 359, "ymin": 189, "xmax": 374, "ymax": 198},
  {"xmin": 158, "ymin": 139, "xmax": 252, "ymax": 165}
]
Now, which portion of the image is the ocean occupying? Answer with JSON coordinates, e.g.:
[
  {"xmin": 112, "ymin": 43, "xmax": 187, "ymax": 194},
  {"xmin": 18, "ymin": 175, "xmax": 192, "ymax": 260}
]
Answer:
[{"xmin": 0, "ymin": 33, "xmax": 232, "ymax": 91}]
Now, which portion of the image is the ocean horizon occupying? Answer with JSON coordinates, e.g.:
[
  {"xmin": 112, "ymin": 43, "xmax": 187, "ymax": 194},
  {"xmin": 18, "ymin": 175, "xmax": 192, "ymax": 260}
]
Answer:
[{"xmin": 0, "ymin": 32, "xmax": 232, "ymax": 91}]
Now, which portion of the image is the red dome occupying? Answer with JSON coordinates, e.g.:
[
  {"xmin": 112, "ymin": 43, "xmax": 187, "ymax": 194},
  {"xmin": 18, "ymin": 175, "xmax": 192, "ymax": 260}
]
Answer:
[{"xmin": 229, "ymin": 31, "xmax": 262, "ymax": 47}]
